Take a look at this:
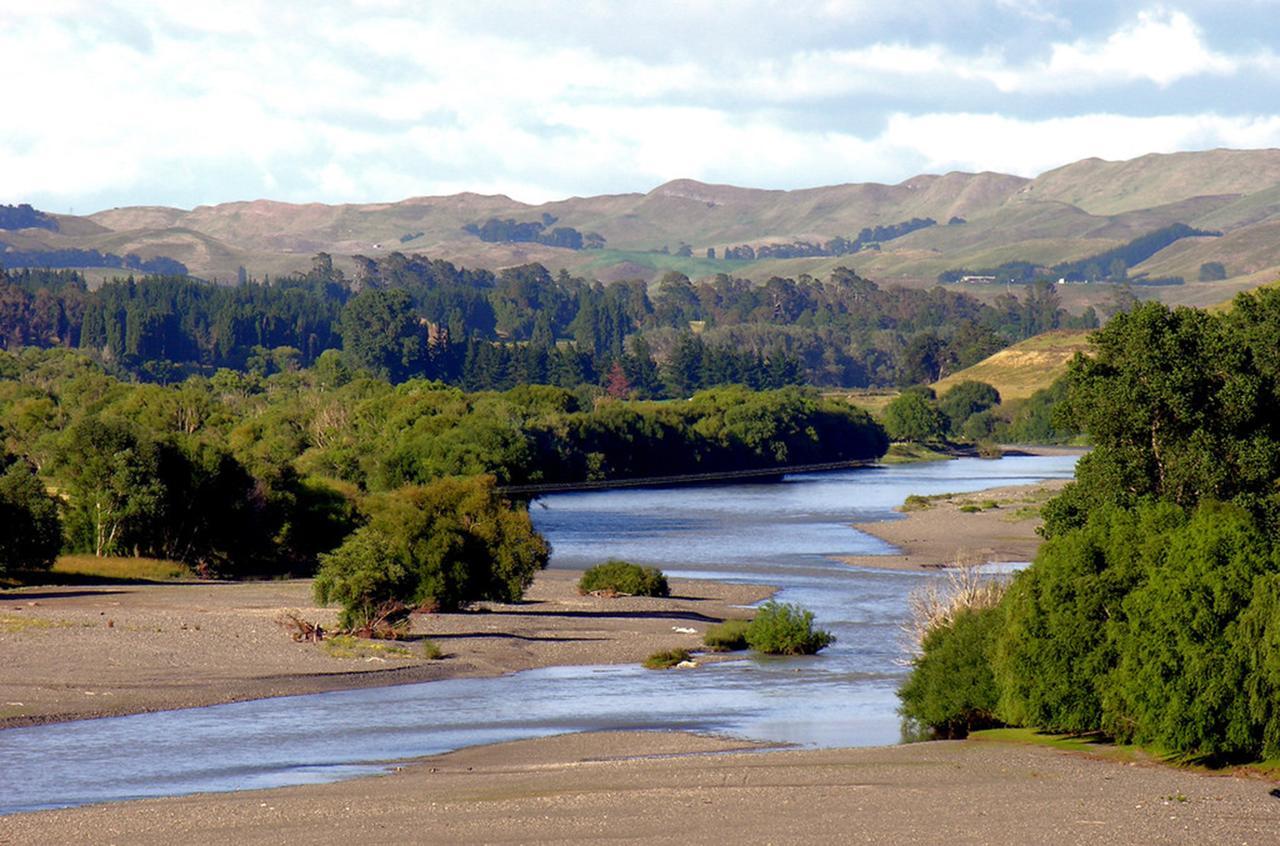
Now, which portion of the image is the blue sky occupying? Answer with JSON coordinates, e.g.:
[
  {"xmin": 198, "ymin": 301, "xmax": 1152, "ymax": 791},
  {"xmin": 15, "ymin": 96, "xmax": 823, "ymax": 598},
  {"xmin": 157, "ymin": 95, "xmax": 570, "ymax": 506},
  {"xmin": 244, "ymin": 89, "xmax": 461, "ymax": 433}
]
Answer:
[{"xmin": 4, "ymin": 1, "xmax": 1280, "ymax": 212}]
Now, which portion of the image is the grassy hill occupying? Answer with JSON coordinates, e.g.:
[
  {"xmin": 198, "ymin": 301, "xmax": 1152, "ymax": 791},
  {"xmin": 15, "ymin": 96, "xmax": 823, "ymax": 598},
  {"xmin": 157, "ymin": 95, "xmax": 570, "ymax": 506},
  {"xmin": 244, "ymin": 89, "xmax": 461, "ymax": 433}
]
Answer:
[
  {"xmin": 932, "ymin": 330, "xmax": 1093, "ymax": 401},
  {"xmin": 7, "ymin": 148, "xmax": 1280, "ymax": 309}
]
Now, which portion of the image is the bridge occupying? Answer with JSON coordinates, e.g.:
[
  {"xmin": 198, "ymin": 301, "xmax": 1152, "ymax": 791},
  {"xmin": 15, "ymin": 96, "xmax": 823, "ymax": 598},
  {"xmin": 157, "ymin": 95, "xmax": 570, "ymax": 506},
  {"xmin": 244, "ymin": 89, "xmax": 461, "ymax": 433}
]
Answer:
[{"xmin": 496, "ymin": 459, "xmax": 878, "ymax": 496}]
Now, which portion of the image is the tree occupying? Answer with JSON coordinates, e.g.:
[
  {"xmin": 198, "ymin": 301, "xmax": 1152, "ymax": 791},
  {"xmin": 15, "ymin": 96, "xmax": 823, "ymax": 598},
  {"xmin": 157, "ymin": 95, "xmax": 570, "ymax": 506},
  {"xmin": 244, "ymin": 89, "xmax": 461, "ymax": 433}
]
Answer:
[
  {"xmin": 603, "ymin": 360, "xmax": 631, "ymax": 399},
  {"xmin": 900, "ymin": 606, "xmax": 1003, "ymax": 738},
  {"xmin": 1103, "ymin": 503, "xmax": 1273, "ymax": 758},
  {"xmin": 57, "ymin": 418, "xmax": 165, "ymax": 557},
  {"xmin": 993, "ymin": 503, "xmax": 1180, "ymax": 732},
  {"xmin": 1044, "ymin": 302, "xmax": 1280, "ymax": 537},
  {"xmin": 340, "ymin": 289, "xmax": 427, "ymax": 382},
  {"xmin": 313, "ymin": 527, "xmax": 412, "ymax": 631},
  {"xmin": 0, "ymin": 453, "xmax": 62, "ymax": 574},
  {"xmin": 938, "ymin": 381, "xmax": 1001, "ymax": 437},
  {"xmin": 314, "ymin": 475, "xmax": 549, "ymax": 626},
  {"xmin": 882, "ymin": 391, "xmax": 947, "ymax": 443}
]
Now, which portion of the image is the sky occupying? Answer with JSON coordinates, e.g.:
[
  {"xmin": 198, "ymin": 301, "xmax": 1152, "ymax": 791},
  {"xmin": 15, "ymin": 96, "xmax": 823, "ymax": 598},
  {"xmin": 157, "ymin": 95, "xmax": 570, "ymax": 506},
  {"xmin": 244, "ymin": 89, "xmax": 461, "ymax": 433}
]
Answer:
[{"xmin": 5, "ymin": 1, "xmax": 1280, "ymax": 212}]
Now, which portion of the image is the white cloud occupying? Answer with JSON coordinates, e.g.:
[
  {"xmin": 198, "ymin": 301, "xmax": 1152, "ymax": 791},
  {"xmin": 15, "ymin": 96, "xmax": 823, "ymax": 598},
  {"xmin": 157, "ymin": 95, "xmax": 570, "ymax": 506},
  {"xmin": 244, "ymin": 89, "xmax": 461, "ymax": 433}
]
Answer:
[
  {"xmin": 880, "ymin": 112, "xmax": 1280, "ymax": 178},
  {"xmin": 1016, "ymin": 9, "xmax": 1239, "ymax": 90},
  {"xmin": 2, "ymin": 2, "xmax": 1280, "ymax": 210}
]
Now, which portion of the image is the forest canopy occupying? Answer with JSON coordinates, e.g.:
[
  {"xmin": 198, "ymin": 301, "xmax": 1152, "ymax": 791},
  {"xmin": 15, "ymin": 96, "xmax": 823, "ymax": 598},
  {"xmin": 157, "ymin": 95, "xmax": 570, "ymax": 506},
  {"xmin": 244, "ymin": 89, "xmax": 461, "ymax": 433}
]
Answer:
[{"xmin": 0, "ymin": 255, "xmax": 1095, "ymax": 395}]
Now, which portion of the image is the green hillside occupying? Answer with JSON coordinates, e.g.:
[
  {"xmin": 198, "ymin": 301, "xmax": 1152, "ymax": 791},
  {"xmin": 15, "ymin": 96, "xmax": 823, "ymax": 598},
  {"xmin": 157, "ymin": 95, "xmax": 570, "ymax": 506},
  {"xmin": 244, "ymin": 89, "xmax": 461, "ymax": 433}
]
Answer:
[{"xmin": 6, "ymin": 148, "xmax": 1280, "ymax": 308}]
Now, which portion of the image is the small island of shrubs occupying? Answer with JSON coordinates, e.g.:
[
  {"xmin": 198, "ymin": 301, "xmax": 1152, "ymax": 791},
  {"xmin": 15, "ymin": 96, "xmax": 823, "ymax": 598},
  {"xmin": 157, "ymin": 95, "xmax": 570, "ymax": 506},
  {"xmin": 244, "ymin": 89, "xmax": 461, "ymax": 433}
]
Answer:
[{"xmin": 578, "ymin": 559, "xmax": 670, "ymax": 597}]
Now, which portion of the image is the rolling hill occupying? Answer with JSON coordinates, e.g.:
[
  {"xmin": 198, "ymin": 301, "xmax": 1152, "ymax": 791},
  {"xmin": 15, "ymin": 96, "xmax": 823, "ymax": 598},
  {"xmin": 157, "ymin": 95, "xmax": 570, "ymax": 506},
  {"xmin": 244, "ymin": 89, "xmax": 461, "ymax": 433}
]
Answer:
[
  {"xmin": 931, "ymin": 330, "xmax": 1094, "ymax": 401},
  {"xmin": 5, "ymin": 148, "xmax": 1280, "ymax": 305}
]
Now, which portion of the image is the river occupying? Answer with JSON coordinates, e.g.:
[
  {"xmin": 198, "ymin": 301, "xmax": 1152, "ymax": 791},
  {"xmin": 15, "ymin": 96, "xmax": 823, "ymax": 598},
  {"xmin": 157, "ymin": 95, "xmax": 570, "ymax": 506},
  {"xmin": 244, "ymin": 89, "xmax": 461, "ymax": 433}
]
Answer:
[{"xmin": 0, "ymin": 454, "xmax": 1077, "ymax": 814}]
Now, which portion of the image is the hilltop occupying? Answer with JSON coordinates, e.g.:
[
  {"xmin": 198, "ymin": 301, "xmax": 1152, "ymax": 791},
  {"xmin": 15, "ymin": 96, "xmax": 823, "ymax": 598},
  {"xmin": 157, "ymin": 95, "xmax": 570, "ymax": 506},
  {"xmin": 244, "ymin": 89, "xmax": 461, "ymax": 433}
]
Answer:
[{"xmin": 5, "ymin": 148, "xmax": 1280, "ymax": 309}]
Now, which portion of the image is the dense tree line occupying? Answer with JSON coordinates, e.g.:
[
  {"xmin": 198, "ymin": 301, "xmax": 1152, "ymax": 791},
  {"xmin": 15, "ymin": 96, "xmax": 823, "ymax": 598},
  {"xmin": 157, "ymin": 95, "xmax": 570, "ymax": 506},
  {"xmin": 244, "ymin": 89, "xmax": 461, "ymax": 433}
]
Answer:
[
  {"xmin": 721, "ymin": 216, "xmax": 938, "ymax": 261},
  {"xmin": 1, "ymin": 246, "xmax": 186, "ymax": 275},
  {"xmin": 0, "ymin": 349, "xmax": 886, "ymax": 617},
  {"xmin": 0, "ymin": 204, "xmax": 58, "ymax": 231},
  {"xmin": 462, "ymin": 217, "xmax": 605, "ymax": 250},
  {"xmin": 0, "ymin": 254, "xmax": 1096, "ymax": 396},
  {"xmin": 900, "ymin": 290, "xmax": 1280, "ymax": 764},
  {"xmin": 1051, "ymin": 223, "xmax": 1218, "ymax": 282}
]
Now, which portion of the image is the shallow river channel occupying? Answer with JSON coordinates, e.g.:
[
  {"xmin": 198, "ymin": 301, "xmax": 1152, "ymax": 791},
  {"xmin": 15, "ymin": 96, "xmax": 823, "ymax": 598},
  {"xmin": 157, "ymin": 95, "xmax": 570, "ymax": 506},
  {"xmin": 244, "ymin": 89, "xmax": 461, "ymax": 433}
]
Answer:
[{"xmin": 0, "ymin": 454, "xmax": 1077, "ymax": 814}]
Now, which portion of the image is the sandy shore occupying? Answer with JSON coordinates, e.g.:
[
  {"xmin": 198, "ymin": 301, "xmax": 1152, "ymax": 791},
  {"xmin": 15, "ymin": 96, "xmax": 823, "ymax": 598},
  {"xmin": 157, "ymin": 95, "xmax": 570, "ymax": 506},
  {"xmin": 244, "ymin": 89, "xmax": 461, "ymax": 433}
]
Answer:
[
  {"xmin": 3, "ymin": 730, "xmax": 1276, "ymax": 844},
  {"xmin": 842, "ymin": 478, "xmax": 1069, "ymax": 570},
  {"xmin": 0, "ymin": 570, "xmax": 772, "ymax": 728}
]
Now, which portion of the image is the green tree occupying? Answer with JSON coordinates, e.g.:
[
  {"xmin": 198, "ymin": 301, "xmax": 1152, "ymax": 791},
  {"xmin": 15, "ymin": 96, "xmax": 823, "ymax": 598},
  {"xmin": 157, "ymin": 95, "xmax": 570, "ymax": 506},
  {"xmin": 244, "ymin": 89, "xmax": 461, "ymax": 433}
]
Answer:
[
  {"xmin": 938, "ymin": 381, "xmax": 1001, "ymax": 437},
  {"xmin": 882, "ymin": 391, "xmax": 947, "ymax": 443},
  {"xmin": 1102, "ymin": 503, "xmax": 1273, "ymax": 758},
  {"xmin": 0, "ymin": 454, "xmax": 62, "ymax": 574},
  {"xmin": 314, "ymin": 527, "xmax": 412, "ymax": 631},
  {"xmin": 1199, "ymin": 261, "xmax": 1227, "ymax": 282},
  {"xmin": 1233, "ymin": 573, "xmax": 1280, "ymax": 758},
  {"xmin": 1045, "ymin": 303, "xmax": 1280, "ymax": 537},
  {"xmin": 340, "ymin": 289, "xmax": 427, "ymax": 383},
  {"xmin": 994, "ymin": 503, "xmax": 1183, "ymax": 732},
  {"xmin": 57, "ymin": 418, "xmax": 165, "ymax": 557},
  {"xmin": 314, "ymin": 475, "xmax": 549, "ymax": 625}
]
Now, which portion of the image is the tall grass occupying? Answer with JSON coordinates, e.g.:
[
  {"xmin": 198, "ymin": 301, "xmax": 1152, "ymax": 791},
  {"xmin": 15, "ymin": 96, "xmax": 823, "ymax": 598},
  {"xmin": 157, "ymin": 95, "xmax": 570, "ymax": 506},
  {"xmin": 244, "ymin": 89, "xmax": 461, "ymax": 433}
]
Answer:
[
  {"xmin": 903, "ymin": 561, "xmax": 1010, "ymax": 657},
  {"xmin": 50, "ymin": 555, "xmax": 194, "ymax": 582}
]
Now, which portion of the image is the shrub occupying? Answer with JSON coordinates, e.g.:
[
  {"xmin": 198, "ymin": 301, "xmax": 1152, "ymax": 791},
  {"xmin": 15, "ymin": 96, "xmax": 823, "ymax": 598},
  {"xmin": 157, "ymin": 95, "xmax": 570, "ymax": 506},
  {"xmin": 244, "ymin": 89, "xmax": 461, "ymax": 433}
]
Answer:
[
  {"xmin": 992, "ymin": 504, "xmax": 1178, "ymax": 732},
  {"xmin": 313, "ymin": 527, "xmax": 413, "ymax": 632},
  {"xmin": 745, "ymin": 601, "xmax": 834, "ymax": 655},
  {"xmin": 899, "ymin": 606, "xmax": 1004, "ymax": 739},
  {"xmin": 902, "ymin": 494, "xmax": 933, "ymax": 512},
  {"xmin": 578, "ymin": 559, "xmax": 670, "ymax": 597},
  {"xmin": 644, "ymin": 648, "xmax": 692, "ymax": 669},
  {"xmin": 314, "ymin": 475, "xmax": 550, "ymax": 631},
  {"xmin": 703, "ymin": 618, "xmax": 750, "ymax": 651},
  {"xmin": 1102, "ymin": 503, "xmax": 1273, "ymax": 759},
  {"xmin": 976, "ymin": 441, "xmax": 1003, "ymax": 459}
]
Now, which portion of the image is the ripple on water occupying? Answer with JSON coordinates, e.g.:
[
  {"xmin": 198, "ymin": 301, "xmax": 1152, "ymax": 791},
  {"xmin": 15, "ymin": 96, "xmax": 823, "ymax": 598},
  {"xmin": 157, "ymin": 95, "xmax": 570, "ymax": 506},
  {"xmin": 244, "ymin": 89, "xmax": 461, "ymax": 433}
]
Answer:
[{"xmin": 0, "ymin": 454, "xmax": 1078, "ymax": 815}]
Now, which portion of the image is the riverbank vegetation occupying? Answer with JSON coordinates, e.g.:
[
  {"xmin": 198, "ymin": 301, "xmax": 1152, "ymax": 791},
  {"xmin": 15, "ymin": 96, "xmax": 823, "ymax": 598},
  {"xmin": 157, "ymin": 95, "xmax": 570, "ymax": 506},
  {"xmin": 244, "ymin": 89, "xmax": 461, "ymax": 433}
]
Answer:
[
  {"xmin": 744, "ymin": 600, "xmax": 835, "ymax": 655},
  {"xmin": 900, "ymin": 289, "xmax": 1280, "ymax": 765},
  {"xmin": 0, "ymin": 346, "xmax": 886, "ymax": 626},
  {"xmin": 578, "ymin": 560, "xmax": 670, "ymax": 598}
]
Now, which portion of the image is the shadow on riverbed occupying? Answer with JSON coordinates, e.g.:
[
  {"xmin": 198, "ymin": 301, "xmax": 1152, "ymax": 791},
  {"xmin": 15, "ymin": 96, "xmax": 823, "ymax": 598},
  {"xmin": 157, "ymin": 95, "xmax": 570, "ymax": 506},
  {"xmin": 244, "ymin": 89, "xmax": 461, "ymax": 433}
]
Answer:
[
  {"xmin": 479, "ymin": 608, "xmax": 726, "ymax": 624},
  {"xmin": 428, "ymin": 632, "xmax": 609, "ymax": 643},
  {"xmin": 0, "ymin": 587, "xmax": 134, "ymax": 601}
]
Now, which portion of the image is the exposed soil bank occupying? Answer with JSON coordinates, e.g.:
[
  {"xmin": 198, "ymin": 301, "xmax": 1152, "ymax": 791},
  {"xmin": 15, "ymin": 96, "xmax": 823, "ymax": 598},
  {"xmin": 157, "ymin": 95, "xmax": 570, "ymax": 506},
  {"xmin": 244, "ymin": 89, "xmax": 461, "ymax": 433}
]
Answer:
[
  {"xmin": 2, "ymin": 731, "xmax": 1275, "ymax": 844},
  {"xmin": 0, "ymin": 570, "xmax": 772, "ymax": 728}
]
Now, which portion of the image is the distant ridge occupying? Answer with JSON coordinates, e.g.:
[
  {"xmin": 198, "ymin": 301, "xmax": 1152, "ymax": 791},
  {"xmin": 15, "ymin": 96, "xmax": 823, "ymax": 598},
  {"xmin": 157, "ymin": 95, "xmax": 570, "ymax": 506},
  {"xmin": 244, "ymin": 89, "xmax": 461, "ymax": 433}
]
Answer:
[{"xmin": 6, "ymin": 148, "xmax": 1280, "ymax": 309}]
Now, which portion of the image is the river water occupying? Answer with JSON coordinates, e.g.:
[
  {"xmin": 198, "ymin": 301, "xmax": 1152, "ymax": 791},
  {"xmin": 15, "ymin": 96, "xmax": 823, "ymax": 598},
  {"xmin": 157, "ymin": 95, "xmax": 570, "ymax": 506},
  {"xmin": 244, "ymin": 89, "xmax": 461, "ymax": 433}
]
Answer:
[{"xmin": 0, "ymin": 454, "xmax": 1077, "ymax": 814}]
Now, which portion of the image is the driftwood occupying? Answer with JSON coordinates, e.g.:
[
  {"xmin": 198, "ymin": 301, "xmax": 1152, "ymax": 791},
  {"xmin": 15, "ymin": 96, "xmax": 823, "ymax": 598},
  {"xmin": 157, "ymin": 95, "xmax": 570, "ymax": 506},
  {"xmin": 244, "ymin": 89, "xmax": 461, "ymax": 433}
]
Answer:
[
  {"xmin": 277, "ymin": 610, "xmax": 325, "ymax": 642},
  {"xmin": 351, "ymin": 600, "xmax": 411, "ymax": 640},
  {"xmin": 279, "ymin": 600, "xmax": 414, "ymax": 643}
]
